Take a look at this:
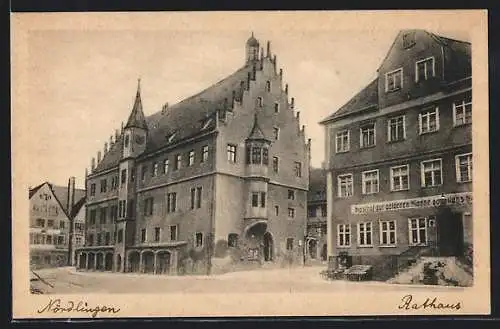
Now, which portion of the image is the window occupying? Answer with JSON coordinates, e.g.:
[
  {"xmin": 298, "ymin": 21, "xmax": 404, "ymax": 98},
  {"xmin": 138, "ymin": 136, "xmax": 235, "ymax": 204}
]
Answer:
[
  {"xmin": 96, "ymin": 233, "xmax": 102, "ymax": 246},
  {"xmin": 117, "ymin": 229, "xmax": 123, "ymax": 243},
  {"xmin": 380, "ymin": 220, "xmax": 397, "ymax": 246},
  {"xmin": 266, "ymin": 80, "xmax": 271, "ymax": 92},
  {"xmin": 152, "ymin": 162, "xmax": 159, "ymax": 177},
  {"xmin": 287, "ymin": 189, "xmax": 295, "ymax": 200},
  {"xmin": 227, "ymin": 144, "xmax": 237, "ymax": 162},
  {"xmin": 190, "ymin": 188, "xmax": 196, "ymax": 209},
  {"xmin": 402, "ymin": 31, "xmax": 416, "ymax": 48},
  {"xmin": 90, "ymin": 183, "xmax": 96, "ymax": 196},
  {"xmin": 362, "ymin": 170, "xmax": 379, "ymax": 194},
  {"xmin": 141, "ymin": 165, "xmax": 148, "ymax": 181},
  {"xmin": 252, "ymin": 192, "xmax": 259, "ymax": 207},
  {"xmin": 415, "ymin": 57, "xmax": 435, "ymax": 82},
  {"xmin": 456, "ymin": 153, "xmax": 473, "ymax": 183},
  {"xmin": 335, "ymin": 130, "xmax": 350, "ymax": 153},
  {"xmin": 195, "ymin": 232, "xmax": 204, "ymax": 248},
  {"xmin": 274, "ymin": 205, "xmax": 279, "ymax": 216},
  {"xmin": 111, "ymin": 176, "xmax": 118, "ymax": 190},
  {"xmin": 419, "ymin": 106, "xmax": 440, "ymax": 134},
  {"xmin": 154, "ymin": 227, "xmax": 161, "ymax": 242},
  {"xmin": 385, "ymin": 68, "xmax": 403, "ymax": 92},
  {"xmin": 100, "ymin": 179, "xmax": 107, "ymax": 193},
  {"xmin": 273, "ymin": 127, "xmax": 280, "ymax": 140},
  {"xmin": 360, "ymin": 123, "xmax": 376, "ymax": 148},
  {"xmin": 358, "ymin": 222, "xmax": 373, "ymax": 246},
  {"xmin": 260, "ymin": 192, "xmax": 266, "ymax": 208},
  {"xmin": 262, "ymin": 148, "xmax": 269, "ymax": 165},
  {"xmin": 257, "ymin": 97, "xmax": 263, "ymax": 107},
  {"xmin": 196, "ymin": 187, "xmax": 202, "ymax": 208},
  {"xmin": 175, "ymin": 154, "xmax": 182, "ymax": 170},
  {"xmin": 188, "ymin": 150, "xmax": 195, "ymax": 166},
  {"xmin": 105, "ymin": 232, "xmax": 111, "ymax": 245},
  {"xmin": 286, "ymin": 238, "xmax": 294, "ymax": 251},
  {"xmin": 453, "ymin": 99, "xmax": 472, "ymax": 126},
  {"xmin": 141, "ymin": 229, "xmax": 146, "ymax": 243},
  {"xmin": 421, "ymin": 159, "xmax": 442, "ymax": 187},
  {"xmin": 390, "ymin": 165, "xmax": 410, "ymax": 191},
  {"xmin": 308, "ymin": 206, "xmax": 317, "ymax": 218},
  {"xmin": 36, "ymin": 218, "xmax": 45, "ymax": 227},
  {"xmin": 251, "ymin": 146, "xmax": 262, "ymax": 164},
  {"xmin": 57, "ymin": 235, "xmax": 64, "ymax": 245},
  {"xmin": 409, "ymin": 218, "xmax": 428, "ymax": 245},
  {"xmin": 228, "ymin": 233, "xmax": 238, "ymax": 247},
  {"xmin": 272, "ymin": 156, "xmax": 279, "ymax": 173},
  {"xmin": 163, "ymin": 159, "xmax": 169, "ymax": 174},
  {"xmin": 387, "ymin": 115, "xmax": 406, "ymax": 142},
  {"xmin": 144, "ymin": 197, "xmax": 154, "ymax": 216},
  {"xmin": 121, "ymin": 169, "xmax": 127, "ymax": 186},
  {"xmin": 59, "ymin": 221, "xmax": 65, "ymax": 229},
  {"xmin": 288, "ymin": 208, "xmax": 295, "ymax": 218},
  {"xmin": 124, "ymin": 135, "xmax": 129, "ymax": 148},
  {"xmin": 100, "ymin": 207, "xmax": 107, "ymax": 224},
  {"xmin": 90, "ymin": 209, "xmax": 97, "ymax": 225},
  {"xmin": 46, "ymin": 235, "xmax": 53, "ymax": 244},
  {"xmin": 294, "ymin": 162, "xmax": 302, "ymax": 177},
  {"xmin": 170, "ymin": 225, "xmax": 178, "ymax": 241},
  {"xmin": 337, "ymin": 174, "xmax": 353, "ymax": 197},
  {"xmin": 274, "ymin": 102, "xmax": 280, "ymax": 113},
  {"xmin": 47, "ymin": 219, "xmax": 54, "ymax": 228},
  {"xmin": 201, "ymin": 145, "xmax": 209, "ymax": 162},
  {"xmin": 167, "ymin": 193, "xmax": 177, "ymax": 213},
  {"xmin": 337, "ymin": 224, "xmax": 351, "ymax": 247}
]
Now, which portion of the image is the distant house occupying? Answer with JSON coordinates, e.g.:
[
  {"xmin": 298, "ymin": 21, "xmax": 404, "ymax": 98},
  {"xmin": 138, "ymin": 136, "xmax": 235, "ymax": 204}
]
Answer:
[
  {"xmin": 29, "ymin": 177, "xmax": 86, "ymax": 269},
  {"xmin": 306, "ymin": 168, "xmax": 327, "ymax": 263}
]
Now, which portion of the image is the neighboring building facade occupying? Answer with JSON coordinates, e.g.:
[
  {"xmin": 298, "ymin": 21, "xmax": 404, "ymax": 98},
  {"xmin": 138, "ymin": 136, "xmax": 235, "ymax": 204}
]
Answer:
[
  {"xmin": 320, "ymin": 30, "xmax": 472, "ymax": 279},
  {"xmin": 29, "ymin": 177, "xmax": 86, "ymax": 269},
  {"xmin": 75, "ymin": 34, "xmax": 310, "ymax": 275},
  {"xmin": 305, "ymin": 168, "xmax": 327, "ymax": 263}
]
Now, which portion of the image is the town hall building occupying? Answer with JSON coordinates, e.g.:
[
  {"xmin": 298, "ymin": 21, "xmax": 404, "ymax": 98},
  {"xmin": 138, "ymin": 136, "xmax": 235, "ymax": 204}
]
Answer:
[
  {"xmin": 320, "ymin": 30, "xmax": 472, "ymax": 279},
  {"xmin": 75, "ymin": 33, "xmax": 310, "ymax": 275}
]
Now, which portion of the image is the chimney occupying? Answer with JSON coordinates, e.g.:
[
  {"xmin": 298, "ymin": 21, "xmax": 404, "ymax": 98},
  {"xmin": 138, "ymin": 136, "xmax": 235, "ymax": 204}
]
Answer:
[
  {"xmin": 104, "ymin": 142, "xmax": 108, "ymax": 154},
  {"xmin": 97, "ymin": 151, "xmax": 102, "ymax": 163},
  {"xmin": 91, "ymin": 157, "xmax": 96, "ymax": 171},
  {"xmin": 67, "ymin": 176, "xmax": 76, "ymax": 216}
]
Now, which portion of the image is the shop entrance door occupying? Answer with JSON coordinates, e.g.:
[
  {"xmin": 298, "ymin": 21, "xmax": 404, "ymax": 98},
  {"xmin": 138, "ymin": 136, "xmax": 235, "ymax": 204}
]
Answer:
[{"xmin": 438, "ymin": 212, "xmax": 464, "ymax": 256}]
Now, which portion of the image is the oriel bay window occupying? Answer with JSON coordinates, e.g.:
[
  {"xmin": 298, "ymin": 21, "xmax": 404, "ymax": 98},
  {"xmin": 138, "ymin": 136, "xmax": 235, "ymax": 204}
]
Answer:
[{"xmin": 246, "ymin": 143, "xmax": 269, "ymax": 165}]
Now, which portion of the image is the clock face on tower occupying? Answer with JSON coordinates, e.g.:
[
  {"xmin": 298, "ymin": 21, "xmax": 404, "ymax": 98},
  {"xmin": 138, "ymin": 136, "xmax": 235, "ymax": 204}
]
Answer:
[{"xmin": 135, "ymin": 135, "xmax": 145, "ymax": 145}]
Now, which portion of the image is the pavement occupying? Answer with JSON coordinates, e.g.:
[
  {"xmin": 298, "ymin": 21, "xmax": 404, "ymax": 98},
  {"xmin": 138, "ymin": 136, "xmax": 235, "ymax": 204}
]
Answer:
[{"xmin": 30, "ymin": 266, "xmax": 468, "ymax": 294}]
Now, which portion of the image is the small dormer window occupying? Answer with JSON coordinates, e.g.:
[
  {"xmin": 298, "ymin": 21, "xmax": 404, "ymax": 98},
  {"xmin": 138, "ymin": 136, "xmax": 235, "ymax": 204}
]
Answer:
[{"xmin": 402, "ymin": 31, "xmax": 416, "ymax": 49}]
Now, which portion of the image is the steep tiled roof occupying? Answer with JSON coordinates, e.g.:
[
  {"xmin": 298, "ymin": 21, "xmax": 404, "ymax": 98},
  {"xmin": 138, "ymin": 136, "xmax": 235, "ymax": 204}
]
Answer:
[
  {"xmin": 93, "ymin": 64, "xmax": 253, "ymax": 174},
  {"xmin": 125, "ymin": 81, "xmax": 148, "ymax": 130},
  {"xmin": 308, "ymin": 168, "xmax": 326, "ymax": 203},
  {"xmin": 29, "ymin": 182, "xmax": 86, "ymax": 217},
  {"xmin": 319, "ymin": 79, "xmax": 378, "ymax": 124}
]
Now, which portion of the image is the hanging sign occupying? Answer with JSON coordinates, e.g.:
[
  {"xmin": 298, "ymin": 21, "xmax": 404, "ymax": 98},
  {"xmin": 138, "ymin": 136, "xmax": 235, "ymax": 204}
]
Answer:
[{"xmin": 351, "ymin": 192, "xmax": 472, "ymax": 215}]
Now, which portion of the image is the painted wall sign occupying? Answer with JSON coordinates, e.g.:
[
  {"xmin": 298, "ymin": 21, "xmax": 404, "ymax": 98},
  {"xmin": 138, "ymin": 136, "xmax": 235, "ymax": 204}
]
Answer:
[{"xmin": 351, "ymin": 192, "xmax": 472, "ymax": 215}]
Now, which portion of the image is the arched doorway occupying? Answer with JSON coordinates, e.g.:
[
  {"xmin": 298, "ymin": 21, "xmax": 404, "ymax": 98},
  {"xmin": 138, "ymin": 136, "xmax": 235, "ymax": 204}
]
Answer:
[
  {"xmin": 128, "ymin": 251, "xmax": 140, "ymax": 272},
  {"xmin": 156, "ymin": 251, "xmax": 171, "ymax": 274},
  {"xmin": 116, "ymin": 254, "xmax": 122, "ymax": 272},
  {"xmin": 79, "ymin": 253, "xmax": 87, "ymax": 269},
  {"xmin": 96, "ymin": 253, "xmax": 104, "ymax": 271},
  {"xmin": 88, "ymin": 253, "xmax": 96, "ymax": 270},
  {"xmin": 308, "ymin": 239, "xmax": 318, "ymax": 259},
  {"xmin": 142, "ymin": 251, "xmax": 155, "ymax": 274},
  {"xmin": 243, "ymin": 221, "xmax": 267, "ymax": 261},
  {"xmin": 263, "ymin": 232, "xmax": 273, "ymax": 261},
  {"xmin": 105, "ymin": 253, "xmax": 113, "ymax": 271},
  {"xmin": 321, "ymin": 243, "xmax": 327, "ymax": 261}
]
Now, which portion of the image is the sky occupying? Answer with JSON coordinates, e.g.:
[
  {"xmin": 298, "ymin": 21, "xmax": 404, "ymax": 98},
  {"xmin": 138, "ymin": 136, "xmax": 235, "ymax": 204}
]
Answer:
[{"xmin": 15, "ymin": 12, "xmax": 472, "ymax": 189}]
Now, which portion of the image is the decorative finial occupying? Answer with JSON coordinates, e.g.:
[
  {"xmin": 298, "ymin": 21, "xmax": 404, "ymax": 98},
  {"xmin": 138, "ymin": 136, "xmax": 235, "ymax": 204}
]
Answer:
[{"xmin": 137, "ymin": 77, "xmax": 141, "ymax": 94}]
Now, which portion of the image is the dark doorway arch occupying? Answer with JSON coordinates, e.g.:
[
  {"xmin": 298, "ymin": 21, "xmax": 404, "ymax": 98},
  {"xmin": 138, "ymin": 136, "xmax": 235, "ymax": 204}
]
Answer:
[
  {"xmin": 263, "ymin": 232, "xmax": 273, "ymax": 261},
  {"xmin": 142, "ymin": 251, "xmax": 155, "ymax": 274},
  {"xmin": 79, "ymin": 253, "xmax": 87, "ymax": 269},
  {"xmin": 156, "ymin": 251, "xmax": 171, "ymax": 274},
  {"xmin": 88, "ymin": 253, "xmax": 96, "ymax": 270},
  {"xmin": 105, "ymin": 253, "xmax": 113, "ymax": 271},
  {"xmin": 96, "ymin": 253, "xmax": 104, "ymax": 270},
  {"xmin": 116, "ymin": 254, "xmax": 122, "ymax": 272},
  {"xmin": 128, "ymin": 251, "xmax": 140, "ymax": 272},
  {"xmin": 308, "ymin": 239, "xmax": 318, "ymax": 259}
]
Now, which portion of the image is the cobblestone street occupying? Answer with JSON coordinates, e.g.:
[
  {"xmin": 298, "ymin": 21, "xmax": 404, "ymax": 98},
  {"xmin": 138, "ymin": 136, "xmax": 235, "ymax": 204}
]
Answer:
[{"xmin": 30, "ymin": 266, "xmax": 465, "ymax": 294}]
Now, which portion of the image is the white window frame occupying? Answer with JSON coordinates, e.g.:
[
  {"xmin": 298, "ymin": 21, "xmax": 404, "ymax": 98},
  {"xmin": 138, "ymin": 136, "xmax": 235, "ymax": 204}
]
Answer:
[
  {"xmin": 420, "ymin": 158, "xmax": 443, "ymax": 187},
  {"xmin": 387, "ymin": 115, "xmax": 406, "ymax": 142},
  {"xmin": 390, "ymin": 164, "xmax": 410, "ymax": 191},
  {"xmin": 169, "ymin": 225, "xmax": 178, "ymax": 241},
  {"xmin": 385, "ymin": 68, "xmax": 403, "ymax": 92},
  {"xmin": 163, "ymin": 159, "xmax": 169, "ymax": 174},
  {"xmin": 361, "ymin": 169, "xmax": 379, "ymax": 195},
  {"xmin": 408, "ymin": 218, "xmax": 428, "ymax": 246},
  {"xmin": 359, "ymin": 123, "xmax": 376, "ymax": 148},
  {"xmin": 272, "ymin": 156, "xmax": 279, "ymax": 173},
  {"xmin": 415, "ymin": 57, "xmax": 436, "ymax": 82},
  {"xmin": 188, "ymin": 150, "xmax": 195, "ymax": 166},
  {"xmin": 418, "ymin": 106, "xmax": 440, "ymax": 134},
  {"xmin": 337, "ymin": 173, "xmax": 353, "ymax": 198},
  {"xmin": 357, "ymin": 222, "xmax": 373, "ymax": 247},
  {"xmin": 453, "ymin": 99, "xmax": 472, "ymax": 126},
  {"xmin": 201, "ymin": 145, "xmax": 209, "ymax": 162},
  {"xmin": 337, "ymin": 224, "xmax": 351, "ymax": 247},
  {"xmin": 154, "ymin": 227, "xmax": 162, "ymax": 242},
  {"xmin": 455, "ymin": 153, "xmax": 473, "ymax": 183},
  {"xmin": 227, "ymin": 144, "xmax": 237, "ymax": 163},
  {"xmin": 335, "ymin": 129, "xmax": 350, "ymax": 153},
  {"xmin": 379, "ymin": 220, "xmax": 397, "ymax": 247}
]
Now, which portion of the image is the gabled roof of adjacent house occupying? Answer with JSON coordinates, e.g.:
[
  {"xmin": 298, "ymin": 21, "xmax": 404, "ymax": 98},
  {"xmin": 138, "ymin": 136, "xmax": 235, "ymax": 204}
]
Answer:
[
  {"xmin": 308, "ymin": 168, "xmax": 326, "ymax": 203},
  {"xmin": 29, "ymin": 182, "xmax": 86, "ymax": 217},
  {"xmin": 319, "ymin": 30, "xmax": 470, "ymax": 125}
]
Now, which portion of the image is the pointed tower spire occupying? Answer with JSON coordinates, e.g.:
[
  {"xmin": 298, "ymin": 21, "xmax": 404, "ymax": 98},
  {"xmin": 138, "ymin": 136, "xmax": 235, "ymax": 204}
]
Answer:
[{"xmin": 125, "ymin": 78, "xmax": 148, "ymax": 130}]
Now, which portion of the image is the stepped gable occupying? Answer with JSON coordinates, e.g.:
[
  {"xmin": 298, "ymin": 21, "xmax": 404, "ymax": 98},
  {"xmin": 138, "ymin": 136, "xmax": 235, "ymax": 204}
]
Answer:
[{"xmin": 319, "ymin": 79, "xmax": 378, "ymax": 124}]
